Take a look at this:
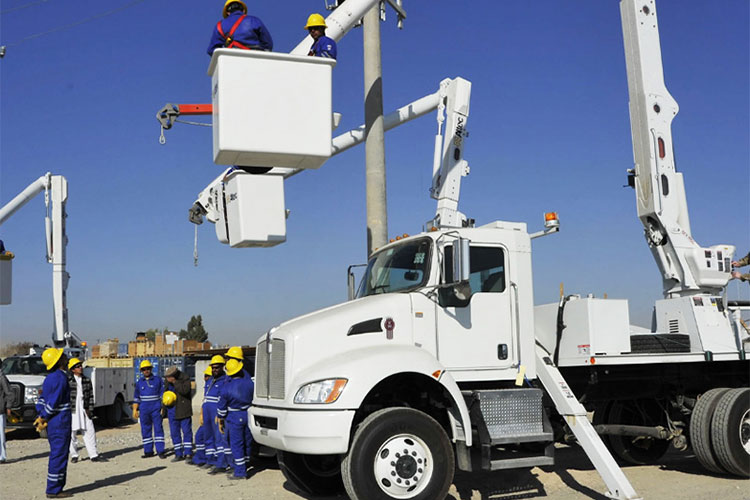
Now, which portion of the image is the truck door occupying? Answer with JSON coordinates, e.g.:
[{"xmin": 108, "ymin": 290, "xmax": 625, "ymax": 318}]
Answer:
[{"xmin": 436, "ymin": 244, "xmax": 516, "ymax": 376}]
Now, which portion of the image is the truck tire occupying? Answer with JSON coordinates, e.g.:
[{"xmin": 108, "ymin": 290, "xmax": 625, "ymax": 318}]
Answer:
[
  {"xmin": 608, "ymin": 400, "xmax": 669, "ymax": 465},
  {"xmin": 689, "ymin": 388, "xmax": 730, "ymax": 474},
  {"xmin": 341, "ymin": 408, "xmax": 454, "ymax": 500},
  {"xmin": 710, "ymin": 388, "xmax": 750, "ymax": 478},
  {"xmin": 105, "ymin": 395, "xmax": 124, "ymax": 427},
  {"xmin": 277, "ymin": 451, "xmax": 343, "ymax": 496}
]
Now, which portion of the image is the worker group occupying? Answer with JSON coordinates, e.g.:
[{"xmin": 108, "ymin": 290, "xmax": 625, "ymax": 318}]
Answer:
[{"xmin": 35, "ymin": 346, "xmax": 255, "ymax": 498}]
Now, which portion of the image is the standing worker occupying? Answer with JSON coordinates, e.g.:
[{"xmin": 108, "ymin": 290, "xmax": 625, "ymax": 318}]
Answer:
[
  {"xmin": 164, "ymin": 366, "xmax": 193, "ymax": 462},
  {"xmin": 191, "ymin": 366, "xmax": 214, "ymax": 467},
  {"xmin": 35, "ymin": 348, "xmax": 72, "ymax": 498},
  {"xmin": 731, "ymin": 251, "xmax": 750, "ymax": 282},
  {"xmin": 205, "ymin": 355, "xmax": 232, "ymax": 474},
  {"xmin": 67, "ymin": 358, "xmax": 104, "ymax": 463},
  {"xmin": 207, "ymin": 0, "xmax": 273, "ymax": 56},
  {"xmin": 305, "ymin": 13, "xmax": 337, "ymax": 59},
  {"xmin": 133, "ymin": 360, "xmax": 166, "ymax": 459},
  {"xmin": 0, "ymin": 358, "xmax": 12, "ymax": 464},
  {"xmin": 217, "ymin": 358, "xmax": 255, "ymax": 480}
]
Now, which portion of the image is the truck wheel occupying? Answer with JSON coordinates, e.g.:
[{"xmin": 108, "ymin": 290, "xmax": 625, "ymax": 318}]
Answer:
[
  {"xmin": 592, "ymin": 402, "xmax": 613, "ymax": 448},
  {"xmin": 710, "ymin": 388, "xmax": 750, "ymax": 478},
  {"xmin": 105, "ymin": 396, "xmax": 124, "ymax": 427},
  {"xmin": 341, "ymin": 407, "xmax": 454, "ymax": 500},
  {"xmin": 608, "ymin": 400, "xmax": 668, "ymax": 465},
  {"xmin": 689, "ymin": 388, "xmax": 730, "ymax": 474},
  {"xmin": 277, "ymin": 451, "xmax": 343, "ymax": 496}
]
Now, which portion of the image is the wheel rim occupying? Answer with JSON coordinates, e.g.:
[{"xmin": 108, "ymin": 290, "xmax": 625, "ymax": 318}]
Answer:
[
  {"xmin": 740, "ymin": 409, "xmax": 750, "ymax": 455},
  {"xmin": 373, "ymin": 433, "xmax": 433, "ymax": 499}
]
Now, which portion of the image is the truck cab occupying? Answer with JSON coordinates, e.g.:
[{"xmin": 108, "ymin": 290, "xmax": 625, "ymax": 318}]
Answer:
[
  {"xmin": 250, "ymin": 222, "xmax": 552, "ymax": 499},
  {"xmin": 2, "ymin": 355, "xmax": 47, "ymax": 429}
]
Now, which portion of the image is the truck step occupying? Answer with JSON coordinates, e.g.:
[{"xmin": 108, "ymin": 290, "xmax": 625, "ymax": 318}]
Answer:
[
  {"xmin": 488, "ymin": 455, "xmax": 555, "ymax": 471},
  {"xmin": 471, "ymin": 388, "xmax": 550, "ymax": 443}
]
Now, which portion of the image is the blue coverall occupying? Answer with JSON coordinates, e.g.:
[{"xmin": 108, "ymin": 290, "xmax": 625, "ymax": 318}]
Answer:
[
  {"xmin": 134, "ymin": 374, "xmax": 165, "ymax": 455},
  {"xmin": 36, "ymin": 369, "xmax": 71, "ymax": 495},
  {"xmin": 204, "ymin": 373, "xmax": 231, "ymax": 469},
  {"xmin": 193, "ymin": 425, "xmax": 206, "ymax": 465},
  {"xmin": 217, "ymin": 371, "xmax": 254, "ymax": 477},
  {"xmin": 207, "ymin": 11, "xmax": 273, "ymax": 56},
  {"xmin": 309, "ymin": 35, "xmax": 337, "ymax": 59},
  {"xmin": 165, "ymin": 381, "xmax": 193, "ymax": 458}
]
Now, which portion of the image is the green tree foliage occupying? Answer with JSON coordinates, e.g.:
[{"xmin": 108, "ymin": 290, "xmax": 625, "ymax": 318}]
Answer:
[
  {"xmin": 0, "ymin": 341, "xmax": 34, "ymax": 358},
  {"xmin": 143, "ymin": 327, "xmax": 170, "ymax": 341},
  {"xmin": 179, "ymin": 315, "xmax": 208, "ymax": 342}
]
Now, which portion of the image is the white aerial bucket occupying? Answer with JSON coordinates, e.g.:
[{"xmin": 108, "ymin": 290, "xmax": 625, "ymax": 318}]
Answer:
[
  {"xmin": 208, "ymin": 49, "xmax": 336, "ymax": 170},
  {"xmin": 221, "ymin": 170, "xmax": 286, "ymax": 248}
]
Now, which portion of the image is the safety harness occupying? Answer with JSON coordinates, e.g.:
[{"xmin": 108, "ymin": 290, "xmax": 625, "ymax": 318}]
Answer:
[{"xmin": 217, "ymin": 15, "xmax": 253, "ymax": 50}]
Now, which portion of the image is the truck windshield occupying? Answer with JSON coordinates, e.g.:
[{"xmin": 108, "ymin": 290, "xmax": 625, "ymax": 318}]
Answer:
[
  {"xmin": 2, "ymin": 357, "xmax": 47, "ymax": 375},
  {"xmin": 356, "ymin": 238, "xmax": 432, "ymax": 298}
]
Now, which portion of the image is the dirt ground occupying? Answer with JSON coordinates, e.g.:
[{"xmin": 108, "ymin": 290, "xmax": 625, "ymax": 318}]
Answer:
[{"xmin": 1, "ymin": 421, "xmax": 747, "ymax": 500}]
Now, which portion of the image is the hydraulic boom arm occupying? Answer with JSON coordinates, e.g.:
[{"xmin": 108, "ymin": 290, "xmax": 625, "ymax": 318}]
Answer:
[{"xmin": 620, "ymin": 0, "xmax": 734, "ymax": 297}]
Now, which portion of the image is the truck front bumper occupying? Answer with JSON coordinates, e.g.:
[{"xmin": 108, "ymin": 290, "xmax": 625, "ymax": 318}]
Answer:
[{"xmin": 250, "ymin": 405, "xmax": 355, "ymax": 455}]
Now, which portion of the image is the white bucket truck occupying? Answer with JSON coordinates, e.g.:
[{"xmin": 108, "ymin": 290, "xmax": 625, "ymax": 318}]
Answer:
[{"xmin": 161, "ymin": 0, "xmax": 747, "ymax": 498}]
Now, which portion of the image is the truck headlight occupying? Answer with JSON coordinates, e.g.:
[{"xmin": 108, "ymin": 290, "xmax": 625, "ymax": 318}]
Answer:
[
  {"xmin": 24, "ymin": 386, "xmax": 40, "ymax": 404},
  {"xmin": 293, "ymin": 379, "xmax": 347, "ymax": 404}
]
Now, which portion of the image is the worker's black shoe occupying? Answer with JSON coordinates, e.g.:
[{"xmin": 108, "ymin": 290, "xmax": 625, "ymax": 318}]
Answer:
[
  {"xmin": 90, "ymin": 456, "xmax": 108, "ymax": 462},
  {"xmin": 46, "ymin": 493, "xmax": 73, "ymax": 498},
  {"xmin": 171, "ymin": 455, "xmax": 184, "ymax": 462},
  {"xmin": 184, "ymin": 456, "xmax": 194, "ymax": 465},
  {"xmin": 158, "ymin": 453, "xmax": 168, "ymax": 459},
  {"xmin": 141, "ymin": 452, "xmax": 155, "ymax": 459},
  {"xmin": 228, "ymin": 475, "xmax": 246, "ymax": 481},
  {"xmin": 70, "ymin": 456, "xmax": 78, "ymax": 463},
  {"xmin": 207, "ymin": 466, "xmax": 224, "ymax": 475}
]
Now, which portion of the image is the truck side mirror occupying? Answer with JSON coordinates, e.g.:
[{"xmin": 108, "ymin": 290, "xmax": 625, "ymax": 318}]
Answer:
[
  {"xmin": 347, "ymin": 270, "xmax": 356, "ymax": 301},
  {"xmin": 453, "ymin": 237, "xmax": 471, "ymax": 284}
]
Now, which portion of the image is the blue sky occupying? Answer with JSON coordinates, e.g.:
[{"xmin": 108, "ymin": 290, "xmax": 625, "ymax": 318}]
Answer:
[{"xmin": 1, "ymin": 0, "xmax": 748, "ymax": 347}]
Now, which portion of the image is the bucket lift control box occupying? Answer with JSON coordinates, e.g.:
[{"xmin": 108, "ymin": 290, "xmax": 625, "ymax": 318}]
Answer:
[{"xmin": 208, "ymin": 49, "xmax": 336, "ymax": 170}]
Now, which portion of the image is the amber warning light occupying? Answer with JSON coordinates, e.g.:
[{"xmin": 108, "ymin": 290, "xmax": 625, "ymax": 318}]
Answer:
[{"xmin": 544, "ymin": 212, "xmax": 560, "ymax": 229}]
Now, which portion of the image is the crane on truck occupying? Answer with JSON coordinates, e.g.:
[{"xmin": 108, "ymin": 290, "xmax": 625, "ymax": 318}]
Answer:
[
  {"xmin": 156, "ymin": 0, "xmax": 747, "ymax": 498},
  {"xmin": 0, "ymin": 173, "xmax": 84, "ymax": 356}
]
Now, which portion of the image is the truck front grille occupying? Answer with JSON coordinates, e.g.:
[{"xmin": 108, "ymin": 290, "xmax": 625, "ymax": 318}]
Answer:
[{"xmin": 255, "ymin": 338, "xmax": 285, "ymax": 400}]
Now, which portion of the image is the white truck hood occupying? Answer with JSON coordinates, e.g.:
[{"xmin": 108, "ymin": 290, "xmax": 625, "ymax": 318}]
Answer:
[{"xmin": 6, "ymin": 374, "xmax": 45, "ymax": 387}]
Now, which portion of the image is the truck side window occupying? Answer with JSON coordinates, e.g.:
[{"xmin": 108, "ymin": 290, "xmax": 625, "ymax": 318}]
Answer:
[{"xmin": 441, "ymin": 246, "xmax": 505, "ymax": 307}]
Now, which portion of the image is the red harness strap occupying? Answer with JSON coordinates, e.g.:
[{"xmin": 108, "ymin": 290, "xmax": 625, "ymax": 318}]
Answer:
[{"xmin": 217, "ymin": 15, "xmax": 252, "ymax": 50}]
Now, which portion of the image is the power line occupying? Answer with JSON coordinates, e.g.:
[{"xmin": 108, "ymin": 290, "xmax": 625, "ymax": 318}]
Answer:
[
  {"xmin": 2, "ymin": 0, "xmax": 149, "ymax": 49},
  {"xmin": 0, "ymin": 0, "xmax": 52, "ymax": 15}
]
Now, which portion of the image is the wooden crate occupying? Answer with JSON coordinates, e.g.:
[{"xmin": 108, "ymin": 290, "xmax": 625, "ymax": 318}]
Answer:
[
  {"xmin": 109, "ymin": 357, "xmax": 133, "ymax": 368},
  {"xmin": 128, "ymin": 341, "xmax": 137, "ymax": 357},
  {"xmin": 84, "ymin": 357, "xmax": 111, "ymax": 368}
]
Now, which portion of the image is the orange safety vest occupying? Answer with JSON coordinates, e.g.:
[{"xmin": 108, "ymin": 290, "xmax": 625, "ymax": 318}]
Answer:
[{"xmin": 217, "ymin": 15, "xmax": 253, "ymax": 50}]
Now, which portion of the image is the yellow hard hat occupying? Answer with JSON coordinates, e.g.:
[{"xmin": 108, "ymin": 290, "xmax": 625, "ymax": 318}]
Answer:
[
  {"xmin": 225, "ymin": 346, "xmax": 243, "ymax": 361},
  {"xmin": 225, "ymin": 359, "xmax": 244, "ymax": 376},
  {"xmin": 68, "ymin": 358, "xmax": 82, "ymax": 370},
  {"xmin": 162, "ymin": 390, "xmax": 177, "ymax": 407},
  {"xmin": 210, "ymin": 355, "xmax": 226, "ymax": 366},
  {"xmin": 204, "ymin": 366, "xmax": 213, "ymax": 377},
  {"xmin": 304, "ymin": 13, "xmax": 327, "ymax": 30},
  {"xmin": 139, "ymin": 360, "xmax": 153, "ymax": 370},
  {"xmin": 223, "ymin": 0, "xmax": 247, "ymax": 18},
  {"xmin": 42, "ymin": 348, "xmax": 64, "ymax": 371}
]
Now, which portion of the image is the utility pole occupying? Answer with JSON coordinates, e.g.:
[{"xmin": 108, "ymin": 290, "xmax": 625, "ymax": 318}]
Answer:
[{"xmin": 363, "ymin": 3, "xmax": 387, "ymax": 257}]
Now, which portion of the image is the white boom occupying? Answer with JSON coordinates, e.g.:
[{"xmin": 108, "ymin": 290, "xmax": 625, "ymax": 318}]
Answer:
[
  {"xmin": 620, "ymin": 0, "xmax": 734, "ymax": 298},
  {"xmin": 0, "ymin": 173, "xmax": 75, "ymax": 348}
]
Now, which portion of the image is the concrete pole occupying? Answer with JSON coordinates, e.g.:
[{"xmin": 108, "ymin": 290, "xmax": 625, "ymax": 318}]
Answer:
[{"xmin": 363, "ymin": 3, "xmax": 388, "ymax": 257}]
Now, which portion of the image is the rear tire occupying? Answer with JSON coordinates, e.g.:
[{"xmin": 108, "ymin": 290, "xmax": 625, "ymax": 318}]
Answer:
[
  {"xmin": 689, "ymin": 388, "xmax": 730, "ymax": 474},
  {"xmin": 341, "ymin": 407, "xmax": 454, "ymax": 500},
  {"xmin": 105, "ymin": 396, "xmax": 124, "ymax": 427},
  {"xmin": 711, "ymin": 388, "xmax": 750, "ymax": 477},
  {"xmin": 277, "ymin": 451, "xmax": 344, "ymax": 496}
]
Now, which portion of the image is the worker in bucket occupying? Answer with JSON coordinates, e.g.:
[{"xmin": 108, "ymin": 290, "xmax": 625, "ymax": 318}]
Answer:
[
  {"xmin": 164, "ymin": 365, "xmax": 193, "ymax": 462},
  {"xmin": 305, "ymin": 13, "xmax": 337, "ymax": 59},
  {"xmin": 216, "ymin": 358, "xmax": 255, "ymax": 480},
  {"xmin": 133, "ymin": 360, "xmax": 166, "ymax": 459},
  {"xmin": 205, "ymin": 355, "xmax": 232, "ymax": 474},
  {"xmin": 208, "ymin": 0, "xmax": 273, "ymax": 56},
  {"xmin": 731, "ymin": 251, "xmax": 750, "ymax": 282},
  {"xmin": 191, "ymin": 366, "xmax": 214, "ymax": 467},
  {"xmin": 67, "ymin": 358, "xmax": 105, "ymax": 463},
  {"xmin": 35, "ymin": 348, "xmax": 72, "ymax": 498}
]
